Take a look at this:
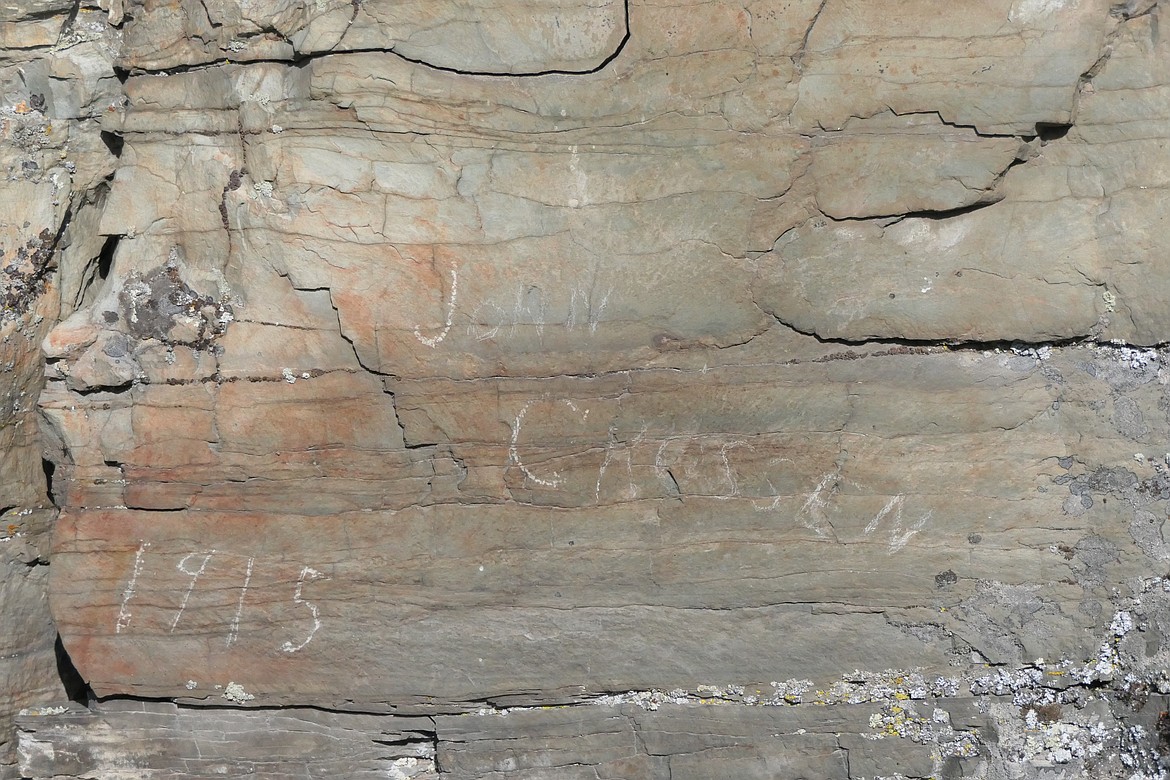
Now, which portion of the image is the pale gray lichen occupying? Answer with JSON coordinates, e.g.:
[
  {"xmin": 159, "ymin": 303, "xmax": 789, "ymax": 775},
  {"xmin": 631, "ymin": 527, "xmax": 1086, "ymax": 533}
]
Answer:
[
  {"xmin": 866, "ymin": 700, "xmax": 980, "ymax": 761},
  {"xmin": 768, "ymin": 678, "xmax": 814, "ymax": 704},
  {"xmin": 387, "ymin": 756, "xmax": 435, "ymax": 780},
  {"xmin": 1111, "ymin": 610, "xmax": 1135, "ymax": 637},
  {"xmin": 592, "ymin": 689, "xmax": 689, "ymax": 711},
  {"xmin": 446, "ymin": 597, "xmax": 1170, "ymax": 778},
  {"xmin": 221, "ymin": 681, "xmax": 254, "ymax": 703},
  {"xmin": 1011, "ymin": 343, "xmax": 1053, "ymax": 361}
]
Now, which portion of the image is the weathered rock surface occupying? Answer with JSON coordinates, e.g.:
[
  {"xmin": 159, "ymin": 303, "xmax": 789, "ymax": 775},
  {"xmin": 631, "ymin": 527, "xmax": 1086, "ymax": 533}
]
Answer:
[
  {"xmin": 0, "ymin": 1, "xmax": 120, "ymax": 774},
  {"xmin": 7, "ymin": 0, "xmax": 1170, "ymax": 777},
  {"xmin": 16, "ymin": 700, "xmax": 437, "ymax": 779},
  {"xmin": 40, "ymin": 347, "xmax": 1146, "ymax": 705}
]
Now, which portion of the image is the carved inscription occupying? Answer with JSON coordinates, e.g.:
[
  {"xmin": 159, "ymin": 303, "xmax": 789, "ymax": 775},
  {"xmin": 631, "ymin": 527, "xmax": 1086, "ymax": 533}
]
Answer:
[
  {"xmin": 413, "ymin": 266, "xmax": 458, "ymax": 348},
  {"xmin": 504, "ymin": 398, "xmax": 931, "ymax": 549},
  {"xmin": 407, "ymin": 262, "xmax": 617, "ymax": 344},
  {"xmin": 113, "ymin": 545, "xmax": 327, "ymax": 653},
  {"xmin": 864, "ymin": 495, "xmax": 932, "ymax": 554},
  {"xmin": 114, "ymin": 540, "xmax": 150, "ymax": 634},
  {"xmin": 280, "ymin": 567, "xmax": 325, "ymax": 654}
]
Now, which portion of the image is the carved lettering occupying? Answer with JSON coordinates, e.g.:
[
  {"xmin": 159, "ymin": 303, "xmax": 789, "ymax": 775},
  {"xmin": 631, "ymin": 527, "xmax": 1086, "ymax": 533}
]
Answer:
[
  {"xmin": 170, "ymin": 550, "xmax": 215, "ymax": 632},
  {"xmin": 114, "ymin": 540, "xmax": 150, "ymax": 634},
  {"xmin": 280, "ymin": 566, "xmax": 327, "ymax": 654}
]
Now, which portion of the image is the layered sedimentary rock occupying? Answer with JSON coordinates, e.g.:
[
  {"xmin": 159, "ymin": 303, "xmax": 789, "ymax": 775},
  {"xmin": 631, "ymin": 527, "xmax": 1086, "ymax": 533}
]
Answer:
[
  {"xmin": 8, "ymin": 0, "xmax": 1170, "ymax": 777},
  {"xmin": 0, "ymin": 1, "xmax": 120, "ymax": 775}
]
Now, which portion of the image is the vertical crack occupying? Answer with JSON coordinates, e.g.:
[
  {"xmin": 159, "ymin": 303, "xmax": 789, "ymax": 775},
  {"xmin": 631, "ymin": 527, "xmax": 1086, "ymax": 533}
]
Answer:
[
  {"xmin": 793, "ymin": 0, "xmax": 830, "ymax": 72},
  {"xmin": 40, "ymin": 458, "xmax": 55, "ymax": 505}
]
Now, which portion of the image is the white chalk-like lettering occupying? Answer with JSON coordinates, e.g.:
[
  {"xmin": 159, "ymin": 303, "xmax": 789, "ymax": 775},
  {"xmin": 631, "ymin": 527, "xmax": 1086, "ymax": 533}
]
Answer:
[
  {"xmin": 509, "ymin": 399, "xmax": 588, "ymax": 489},
  {"xmin": 463, "ymin": 273, "xmax": 614, "ymax": 342},
  {"xmin": 890, "ymin": 511, "xmax": 931, "ymax": 553},
  {"xmin": 114, "ymin": 540, "xmax": 150, "ymax": 634},
  {"xmin": 865, "ymin": 495, "xmax": 930, "ymax": 553},
  {"xmin": 467, "ymin": 299, "xmax": 506, "ymax": 341},
  {"xmin": 596, "ymin": 424, "xmax": 646, "ymax": 502},
  {"xmin": 654, "ymin": 438, "xmax": 673, "ymax": 485},
  {"xmin": 511, "ymin": 284, "xmax": 547, "ymax": 342},
  {"xmin": 716, "ymin": 441, "xmax": 751, "ymax": 500},
  {"xmin": 281, "ymin": 566, "xmax": 326, "ymax": 653},
  {"xmin": 567, "ymin": 284, "xmax": 612, "ymax": 333},
  {"xmin": 413, "ymin": 267, "xmax": 458, "ymax": 348},
  {"xmin": 797, "ymin": 471, "xmax": 837, "ymax": 538},
  {"xmin": 755, "ymin": 479, "xmax": 784, "ymax": 513},
  {"xmin": 226, "ymin": 556, "xmax": 255, "ymax": 647},
  {"xmin": 170, "ymin": 550, "xmax": 215, "ymax": 632}
]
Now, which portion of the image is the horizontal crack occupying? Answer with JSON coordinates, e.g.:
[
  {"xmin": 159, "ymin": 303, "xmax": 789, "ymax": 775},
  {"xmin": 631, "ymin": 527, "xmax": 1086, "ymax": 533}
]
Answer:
[{"xmin": 118, "ymin": 0, "xmax": 631, "ymax": 79}]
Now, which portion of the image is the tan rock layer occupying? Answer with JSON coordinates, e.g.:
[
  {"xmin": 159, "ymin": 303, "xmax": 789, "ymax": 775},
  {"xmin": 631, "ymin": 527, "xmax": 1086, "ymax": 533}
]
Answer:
[{"xmin": 47, "ymin": 348, "xmax": 1163, "ymax": 711}]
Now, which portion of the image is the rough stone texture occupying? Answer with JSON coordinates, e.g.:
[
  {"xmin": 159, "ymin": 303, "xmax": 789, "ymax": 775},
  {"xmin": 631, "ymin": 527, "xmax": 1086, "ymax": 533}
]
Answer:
[
  {"xmin": 40, "ymin": 348, "xmax": 1138, "ymax": 706},
  {"xmin": 0, "ymin": 228, "xmax": 60, "ymax": 779},
  {"xmin": 0, "ymin": 1, "xmax": 120, "ymax": 774},
  {"xmin": 7, "ymin": 0, "xmax": 1170, "ymax": 778},
  {"xmin": 117, "ymin": 0, "xmax": 629, "ymax": 74},
  {"xmin": 432, "ymin": 702, "xmax": 967, "ymax": 779},
  {"xmin": 16, "ymin": 701, "xmax": 437, "ymax": 779},
  {"xmin": 0, "ymin": 504, "xmax": 55, "ymax": 780}
]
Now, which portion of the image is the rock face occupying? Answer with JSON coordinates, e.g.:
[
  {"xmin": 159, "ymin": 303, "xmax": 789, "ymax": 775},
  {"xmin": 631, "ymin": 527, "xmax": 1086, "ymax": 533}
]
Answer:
[
  {"xmin": 8, "ymin": 0, "xmax": 1170, "ymax": 777},
  {"xmin": 0, "ymin": 1, "xmax": 120, "ymax": 775}
]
